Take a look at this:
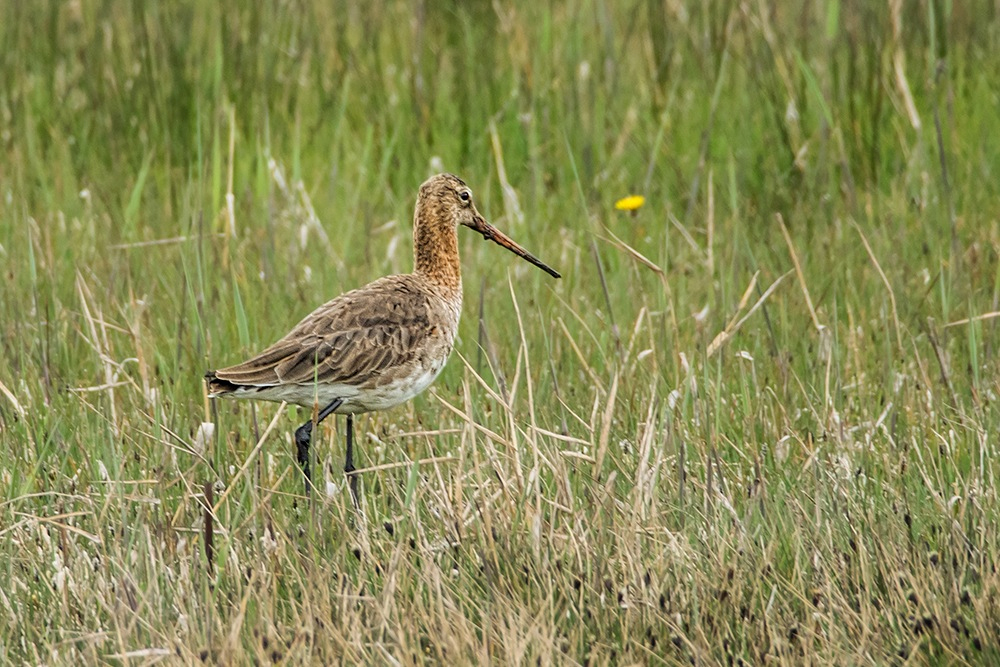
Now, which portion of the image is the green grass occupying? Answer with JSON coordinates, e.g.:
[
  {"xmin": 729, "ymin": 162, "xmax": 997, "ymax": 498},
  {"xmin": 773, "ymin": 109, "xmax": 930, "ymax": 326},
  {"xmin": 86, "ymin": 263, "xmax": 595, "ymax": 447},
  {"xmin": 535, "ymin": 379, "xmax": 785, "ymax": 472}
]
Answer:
[{"xmin": 2, "ymin": 1, "xmax": 999, "ymax": 664}]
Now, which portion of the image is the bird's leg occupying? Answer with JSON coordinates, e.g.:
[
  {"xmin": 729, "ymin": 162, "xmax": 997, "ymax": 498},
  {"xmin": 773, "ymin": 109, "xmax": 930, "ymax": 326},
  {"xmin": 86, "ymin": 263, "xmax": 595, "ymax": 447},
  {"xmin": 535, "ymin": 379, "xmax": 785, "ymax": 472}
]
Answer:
[
  {"xmin": 344, "ymin": 414, "xmax": 360, "ymax": 507},
  {"xmin": 294, "ymin": 420, "xmax": 313, "ymax": 486},
  {"xmin": 294, "ymin": 397, "xmax": 344, "ymax": 495}
]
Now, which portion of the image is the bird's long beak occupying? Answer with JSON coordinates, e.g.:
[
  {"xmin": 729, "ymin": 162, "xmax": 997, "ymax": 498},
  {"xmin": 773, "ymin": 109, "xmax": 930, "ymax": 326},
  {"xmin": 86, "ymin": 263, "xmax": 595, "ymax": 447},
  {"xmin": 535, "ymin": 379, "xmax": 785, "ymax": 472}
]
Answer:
[{"xmin": 466, "ymin": 215, "xmax": 561, "ymax": 279}]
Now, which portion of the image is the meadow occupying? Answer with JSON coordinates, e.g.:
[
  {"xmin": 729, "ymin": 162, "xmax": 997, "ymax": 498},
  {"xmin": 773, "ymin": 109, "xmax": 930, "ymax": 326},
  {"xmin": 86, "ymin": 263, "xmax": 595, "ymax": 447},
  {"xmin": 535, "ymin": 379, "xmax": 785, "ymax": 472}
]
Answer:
[{"xmin": 1, "ymin": 1, "xmax": 999, "ymax": 664}]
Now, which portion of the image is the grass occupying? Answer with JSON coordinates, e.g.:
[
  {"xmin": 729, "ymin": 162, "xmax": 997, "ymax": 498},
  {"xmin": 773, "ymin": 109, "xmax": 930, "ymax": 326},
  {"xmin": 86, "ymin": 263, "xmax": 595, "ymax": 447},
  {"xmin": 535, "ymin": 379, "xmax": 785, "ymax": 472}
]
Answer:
[{"xmin": 1, "ymin": 0, "xmax": 999, "ymax": 664}]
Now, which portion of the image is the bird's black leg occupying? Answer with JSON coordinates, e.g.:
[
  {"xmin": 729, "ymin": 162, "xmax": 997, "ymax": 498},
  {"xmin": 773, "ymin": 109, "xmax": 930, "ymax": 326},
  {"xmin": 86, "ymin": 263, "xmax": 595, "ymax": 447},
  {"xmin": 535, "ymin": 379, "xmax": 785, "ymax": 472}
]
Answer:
[
  {"xmin": 294, "ymin": 397, "xmax": 344, "ymax": 494},
  {"xmin": 294, "ymin": 421, "xmax": 313, "ymax": 484},
  {"xmin": 344, "ymin": 414, "xmax": 359, "ymax": 507}
]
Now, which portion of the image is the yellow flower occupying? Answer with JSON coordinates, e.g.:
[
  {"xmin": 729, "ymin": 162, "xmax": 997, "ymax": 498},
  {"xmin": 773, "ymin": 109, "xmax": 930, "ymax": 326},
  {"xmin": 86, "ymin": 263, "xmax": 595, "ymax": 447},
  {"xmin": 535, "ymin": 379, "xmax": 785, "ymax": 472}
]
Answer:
[{"xmin": 614, "ymin": 195, "xmax": 645, "ymax": 211}]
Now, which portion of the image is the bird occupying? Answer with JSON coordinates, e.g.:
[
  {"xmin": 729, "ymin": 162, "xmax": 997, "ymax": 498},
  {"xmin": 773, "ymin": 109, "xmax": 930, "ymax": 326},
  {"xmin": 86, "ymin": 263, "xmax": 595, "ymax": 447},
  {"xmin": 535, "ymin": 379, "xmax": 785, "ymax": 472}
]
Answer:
[{"xmin": 206, "ymin": 173, "xmax": 560, "ymax": 503}]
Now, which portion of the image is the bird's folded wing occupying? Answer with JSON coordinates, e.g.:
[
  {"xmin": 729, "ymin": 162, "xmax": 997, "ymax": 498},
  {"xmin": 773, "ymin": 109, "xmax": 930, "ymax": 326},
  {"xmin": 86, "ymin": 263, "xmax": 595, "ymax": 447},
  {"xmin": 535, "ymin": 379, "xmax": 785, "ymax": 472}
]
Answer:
[
  {"xmin": 214, "ymin": 327, "xmax": 416, "ymax": 387},
  {"xmin": 213, "ymin": 277, "xmax": 434, "ymax": 389}
]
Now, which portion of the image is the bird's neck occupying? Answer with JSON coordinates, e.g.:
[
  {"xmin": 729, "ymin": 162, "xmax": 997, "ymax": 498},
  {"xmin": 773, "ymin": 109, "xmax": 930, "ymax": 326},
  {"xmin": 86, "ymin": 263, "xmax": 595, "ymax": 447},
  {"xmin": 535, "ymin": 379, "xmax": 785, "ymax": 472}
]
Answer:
[{"xmin": 413, "ymin": 209, "xmax": 462, "ymax": 292}]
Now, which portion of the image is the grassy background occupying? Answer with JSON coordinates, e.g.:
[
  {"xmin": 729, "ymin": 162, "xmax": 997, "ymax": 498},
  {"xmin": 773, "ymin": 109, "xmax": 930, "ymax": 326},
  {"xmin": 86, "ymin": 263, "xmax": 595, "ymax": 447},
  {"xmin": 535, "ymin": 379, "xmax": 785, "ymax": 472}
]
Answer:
[{"xmin": 2, "ymin": 0, "xmax": 999, "ymax": 663}]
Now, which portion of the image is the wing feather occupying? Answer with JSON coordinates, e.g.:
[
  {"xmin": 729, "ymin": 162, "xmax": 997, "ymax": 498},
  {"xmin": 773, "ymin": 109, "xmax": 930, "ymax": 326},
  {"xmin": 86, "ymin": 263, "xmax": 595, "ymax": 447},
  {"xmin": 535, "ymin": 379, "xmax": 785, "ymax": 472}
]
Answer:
[{"xmin": 210, "ymin": 276, "xmax": 439, "ymax": 392}]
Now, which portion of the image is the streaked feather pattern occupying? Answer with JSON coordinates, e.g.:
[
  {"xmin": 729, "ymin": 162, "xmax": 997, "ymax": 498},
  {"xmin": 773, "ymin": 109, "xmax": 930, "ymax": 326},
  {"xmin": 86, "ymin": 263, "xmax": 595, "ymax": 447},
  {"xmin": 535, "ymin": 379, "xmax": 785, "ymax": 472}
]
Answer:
[{"xmin": 207, "ymin": 274, "xmax": 459, "ymax": 413}]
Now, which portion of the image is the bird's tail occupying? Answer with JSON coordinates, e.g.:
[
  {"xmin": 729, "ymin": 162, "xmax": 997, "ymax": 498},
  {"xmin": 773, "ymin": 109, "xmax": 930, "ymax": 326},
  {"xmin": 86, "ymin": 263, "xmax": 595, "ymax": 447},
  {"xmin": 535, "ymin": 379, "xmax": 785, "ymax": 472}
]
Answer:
[{"xmin": 204, "ymin": 370, "xmax": 240, "ymax": 397}]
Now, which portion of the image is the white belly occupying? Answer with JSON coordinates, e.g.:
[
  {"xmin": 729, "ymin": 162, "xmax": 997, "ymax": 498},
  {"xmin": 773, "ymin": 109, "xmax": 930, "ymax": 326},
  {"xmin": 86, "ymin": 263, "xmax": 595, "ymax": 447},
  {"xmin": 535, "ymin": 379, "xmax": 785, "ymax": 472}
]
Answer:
[
  {"xmin": 350, "ymin": 361, "xmax": 445, "ymax": 412},
  {"xmin": 222, "ymin": 357, "xmax": 448, "ymax": 414}
]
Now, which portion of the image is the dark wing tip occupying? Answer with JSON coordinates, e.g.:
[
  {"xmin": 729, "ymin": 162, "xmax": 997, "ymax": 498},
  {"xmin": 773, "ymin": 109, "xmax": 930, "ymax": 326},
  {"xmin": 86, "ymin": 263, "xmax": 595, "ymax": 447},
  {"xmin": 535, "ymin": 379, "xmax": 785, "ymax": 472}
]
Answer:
[{"xmin": 205, "ymin": 371, "xmax": 240, "ymax": 396}]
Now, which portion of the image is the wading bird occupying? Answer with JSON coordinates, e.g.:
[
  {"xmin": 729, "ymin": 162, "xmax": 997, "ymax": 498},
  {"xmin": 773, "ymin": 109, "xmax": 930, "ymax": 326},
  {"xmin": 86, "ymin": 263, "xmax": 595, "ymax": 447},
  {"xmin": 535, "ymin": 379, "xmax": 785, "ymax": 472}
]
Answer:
[{"xmin": 206, "ymin": 173, "xmax": 560, "ymax": 503}]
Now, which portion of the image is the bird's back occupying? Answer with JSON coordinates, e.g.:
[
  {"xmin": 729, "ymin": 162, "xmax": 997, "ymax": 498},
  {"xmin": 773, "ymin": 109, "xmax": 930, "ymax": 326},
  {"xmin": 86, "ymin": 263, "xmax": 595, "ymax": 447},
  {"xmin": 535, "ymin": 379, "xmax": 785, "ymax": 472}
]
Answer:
[{"xmin": 207, "ymin": 273, "xmax": 462, "ymax": 411}]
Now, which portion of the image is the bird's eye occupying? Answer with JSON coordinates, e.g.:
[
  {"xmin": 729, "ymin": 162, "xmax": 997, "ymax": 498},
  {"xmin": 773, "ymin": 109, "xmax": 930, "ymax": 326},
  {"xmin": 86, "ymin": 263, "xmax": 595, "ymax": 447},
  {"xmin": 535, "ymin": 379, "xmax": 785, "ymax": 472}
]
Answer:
[{"xmin": 459, "ymin": 190, "xmax": 471, "ymax": 204}]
